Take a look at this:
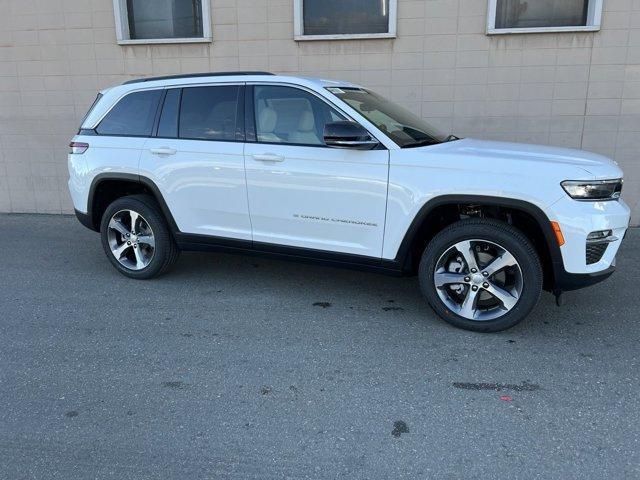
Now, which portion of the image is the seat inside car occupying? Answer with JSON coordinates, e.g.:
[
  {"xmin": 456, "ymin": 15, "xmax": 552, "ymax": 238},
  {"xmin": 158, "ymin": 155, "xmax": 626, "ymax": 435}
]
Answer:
[
  {"xmin": 256, "ymin": 106, "xmax": 281, "ymax": 143},
  {"xmin": 289, "ymin": 110, "xmax": 321, "ymax": 145}
]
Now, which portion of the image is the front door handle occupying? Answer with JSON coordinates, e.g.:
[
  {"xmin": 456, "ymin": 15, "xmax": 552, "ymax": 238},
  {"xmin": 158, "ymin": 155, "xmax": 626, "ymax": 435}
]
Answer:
[
  {"xmin": 252, "ymin": 153, "xmax": 285, "ymax": 162},
  {"xmin": 150, "ymin": 147, "xmax": 177, "ymax": 156}
]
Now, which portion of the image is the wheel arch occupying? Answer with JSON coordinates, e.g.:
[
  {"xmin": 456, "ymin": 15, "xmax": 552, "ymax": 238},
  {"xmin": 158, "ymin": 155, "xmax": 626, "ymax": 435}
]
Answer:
[
  {"xmin": 86, "ymin": 173, "xmax": 179, "ymax": 233},
  {"xmin": 394, "ymin": 195, "xmax": 563, "ymax": 290}
]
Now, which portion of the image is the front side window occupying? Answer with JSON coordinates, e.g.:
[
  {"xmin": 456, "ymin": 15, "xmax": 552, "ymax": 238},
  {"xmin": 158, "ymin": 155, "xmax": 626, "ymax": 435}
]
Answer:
[
  {"xmin": 328, "ymin": 88, "xmax": 447, "ymax": 148},
  {"xmin": 97, "ymin": 90, "xmax": 162, "ymax": 137},
  {"xmin": 254, "ymin": 86, "xmax": 346, "ymax": 146},
  {"xmin": 179, "ymin": 86, "xmax": 240, "ymax": 141},
  {"xmin": 294, "ymin": 0, "xmax": 397, "ymax": 40},
  {"xmin": 113, "ymin": 0, "xmax": 212, "ymax": 44},
  {"xmin": 488, "ymin": 0, "xmax": 602, "ymax": 33}
]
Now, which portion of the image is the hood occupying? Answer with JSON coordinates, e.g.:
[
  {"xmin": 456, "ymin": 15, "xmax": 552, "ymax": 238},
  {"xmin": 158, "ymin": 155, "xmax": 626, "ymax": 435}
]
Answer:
[{"xmin": 410, "ymin": 138, "xmax": 623, "ymax": 180}]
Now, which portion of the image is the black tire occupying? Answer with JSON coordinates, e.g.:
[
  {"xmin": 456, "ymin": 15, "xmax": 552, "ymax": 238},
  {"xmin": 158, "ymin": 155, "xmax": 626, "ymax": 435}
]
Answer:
[
  {"xmin": 419, "ymin": 218, "xmax": 542, "ymax": 332},
  {"xmin": 100, "ymin": 194, "xmax": 180, "ymax": 279}
]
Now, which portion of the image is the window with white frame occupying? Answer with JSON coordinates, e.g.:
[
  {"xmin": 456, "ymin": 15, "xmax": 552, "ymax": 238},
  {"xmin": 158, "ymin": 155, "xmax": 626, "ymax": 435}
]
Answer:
[
  {"xmin": 113, "ymin": 0, "xmax": 212, "ymax": 44},
  {"xmin": 294, "ymin": 0, "xmax": 397, "ymax": 40},
  {"xmin": 487, "ymin": 0, "xmax": 603, "ymax": 34}
]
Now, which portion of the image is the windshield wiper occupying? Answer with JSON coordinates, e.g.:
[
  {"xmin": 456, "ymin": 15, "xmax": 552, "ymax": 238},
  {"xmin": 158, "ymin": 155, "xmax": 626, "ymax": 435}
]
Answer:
[
  {"xmin": 403, "ymin": 134, "xmax": 460, "ymax": 148},
  {"xmin": 403, "ymin": 138, "xmax": 438, "ymax": 148}
]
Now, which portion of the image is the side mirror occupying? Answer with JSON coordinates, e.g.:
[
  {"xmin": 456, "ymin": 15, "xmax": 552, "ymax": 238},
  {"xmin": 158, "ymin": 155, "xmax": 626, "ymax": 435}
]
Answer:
[{"xmin": 323, "ymin": 121, "xmax": 379, "ymax": 150}]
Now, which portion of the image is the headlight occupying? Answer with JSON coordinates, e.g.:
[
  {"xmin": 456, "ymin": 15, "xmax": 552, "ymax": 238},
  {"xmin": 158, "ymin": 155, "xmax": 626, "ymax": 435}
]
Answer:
[{"xmin": 561, "ymin": 179, "xmax": 622, "ymax": 201}]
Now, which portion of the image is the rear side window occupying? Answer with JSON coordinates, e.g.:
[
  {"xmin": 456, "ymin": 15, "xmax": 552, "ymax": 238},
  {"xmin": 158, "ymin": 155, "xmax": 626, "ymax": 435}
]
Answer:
[
  {"xmin": 96, "ymin": 90, "xmax": 162, "ymax": 136},
  {"xmin": 179, "ymin": 86, "xmax": 239, "ymax": 141}
]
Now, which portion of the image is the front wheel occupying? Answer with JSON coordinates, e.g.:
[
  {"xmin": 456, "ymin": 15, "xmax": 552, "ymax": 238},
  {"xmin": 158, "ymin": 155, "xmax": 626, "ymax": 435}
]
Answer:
[{"xmin": 419, "ymin": 219, "xmax": 542, "ymax": 332}]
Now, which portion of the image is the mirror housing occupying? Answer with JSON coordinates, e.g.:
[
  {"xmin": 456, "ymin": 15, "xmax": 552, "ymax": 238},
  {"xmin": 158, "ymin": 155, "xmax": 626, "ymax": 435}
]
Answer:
[{"xmin": 323, "ymin": 121, "xmax": 379, "ymax": 150}]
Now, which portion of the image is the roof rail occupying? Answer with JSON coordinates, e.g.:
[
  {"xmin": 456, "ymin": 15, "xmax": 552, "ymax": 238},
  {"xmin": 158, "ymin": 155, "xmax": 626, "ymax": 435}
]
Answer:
[{"xmin": 123, "ymin": 71, "xmax": 275, "ymax": 85}]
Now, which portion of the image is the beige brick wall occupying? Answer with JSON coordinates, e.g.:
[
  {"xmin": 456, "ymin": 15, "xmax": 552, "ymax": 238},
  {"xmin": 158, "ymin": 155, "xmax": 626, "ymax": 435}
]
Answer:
[{"xmin": 1, "ymin": 0, "xmax": 639, "ymax": 223}]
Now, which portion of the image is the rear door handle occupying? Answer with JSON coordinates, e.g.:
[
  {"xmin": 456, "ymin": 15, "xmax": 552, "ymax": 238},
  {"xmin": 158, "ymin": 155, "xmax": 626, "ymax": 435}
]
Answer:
[
  {"xmin": 252, "ymin": 153, "xmax": 285, "ymax": 162},
  {"xmin": 150, "ymin": 147, "xmax": 177, "ymax": 156}
]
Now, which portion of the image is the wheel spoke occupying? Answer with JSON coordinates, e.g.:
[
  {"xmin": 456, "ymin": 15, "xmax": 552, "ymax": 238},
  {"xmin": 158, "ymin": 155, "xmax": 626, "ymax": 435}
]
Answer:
[
  {"xmin": 113, "ymin": 242, "xmax": 131, "ymax": 259},
  {"xmin": 483, "ymin": 251, "xmax": 517, "ymax": 277},
  {"xmin": 109, "ymin": 219, "xmax": 130, "ymax": 237},
  {"xmin": 137, "ymin": 235, "xmax": 155, "ymax": 248},
  {"xmin": 456, "ymin": 240, "xmax": 479, "ymax": 272},
  {"xmin": 133, "ymin": 247, "xmax": 145, "ymax": 269},
  {"xmin": 130, "ymin": 210, "xmax": 139, "ymax": 233},
  {"xmin": 434, "ymin": 271, "xmax": 467, "ymax": 287},
  {"xmin": 458, "ymin": 287, "xmax": 480, "ymax": 319},
  {"xmin": 484, "ymin": 282, "xmax": 518, "ymax": 310}
]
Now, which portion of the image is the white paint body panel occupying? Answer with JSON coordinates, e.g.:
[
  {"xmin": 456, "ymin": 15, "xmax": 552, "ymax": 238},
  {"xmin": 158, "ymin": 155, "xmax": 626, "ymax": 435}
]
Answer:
[
  {"xmin": 69, "ymin": 74, "xmax": 631, "ymax": 279},
  {"xmin": 68, "ymin": 134, "xmax": 145, "ymax": 213},
  {"xmin": 244, "ymin": 143, "xmax": 388, "ymax": 256},
  {"xmin": 139, "ymin": 138, "xmax": 251, "ymax": 239},
  {"xmin": 383, "ymin": 138, "xmax": 629, "ymax": 271},
  {"xmin": 547, "ymin": 196, "xmax": 630, "ymax": 273}
]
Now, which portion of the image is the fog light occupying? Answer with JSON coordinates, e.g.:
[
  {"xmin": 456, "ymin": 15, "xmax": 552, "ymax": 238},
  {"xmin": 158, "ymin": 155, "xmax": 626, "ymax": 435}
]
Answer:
[{"xmin": 587, "ymin": 230, "xmax": 613, "ymax": 242}]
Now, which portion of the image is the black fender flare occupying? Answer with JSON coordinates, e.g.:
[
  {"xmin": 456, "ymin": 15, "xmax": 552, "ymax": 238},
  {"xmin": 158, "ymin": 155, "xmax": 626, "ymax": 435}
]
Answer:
[
  {"xmin": 393, "ymin": 194, "xmax": 564, "ymax": 285},
  {"xmin": 86, "ymin": 172, "xmax": 180, "ymax": 233}
]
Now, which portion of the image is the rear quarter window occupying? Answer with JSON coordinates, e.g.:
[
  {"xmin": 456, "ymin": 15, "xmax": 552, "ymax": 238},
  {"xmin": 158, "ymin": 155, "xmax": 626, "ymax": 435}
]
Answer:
[{"xmin": 96, "ymin": 90, "xmax": 162, "ymax": 137}]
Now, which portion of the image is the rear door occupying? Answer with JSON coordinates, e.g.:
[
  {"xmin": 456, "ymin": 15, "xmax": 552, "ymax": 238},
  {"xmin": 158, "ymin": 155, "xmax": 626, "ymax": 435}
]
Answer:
[
  {"xmin": 243, "ymin": 84, "xmax": 389, "ymax": 258},
  {"xmin": 139, "ymin": 84, "xmax": 251, "ymax": 240}
]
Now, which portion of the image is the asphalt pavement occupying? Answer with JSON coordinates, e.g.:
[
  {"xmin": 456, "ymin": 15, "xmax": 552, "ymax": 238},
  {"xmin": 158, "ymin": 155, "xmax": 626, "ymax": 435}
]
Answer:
[{"xmin": 0, "ymin": 214, "xmax": 638, "ymax": 479}]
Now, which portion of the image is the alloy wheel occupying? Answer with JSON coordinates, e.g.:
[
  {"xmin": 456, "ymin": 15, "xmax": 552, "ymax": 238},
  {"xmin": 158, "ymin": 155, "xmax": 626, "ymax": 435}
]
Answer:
[
  {"xmin": 433, "ymin": 239, "xmax": 523, "ymax": 321},
  {"xmin": 106, "ymin": 209, "xmax": 155, "ymax": 271}
]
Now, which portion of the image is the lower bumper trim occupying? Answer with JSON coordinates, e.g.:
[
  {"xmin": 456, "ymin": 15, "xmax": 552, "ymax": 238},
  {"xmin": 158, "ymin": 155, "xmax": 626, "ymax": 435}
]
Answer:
[{"xmin": 554, "ymin": 264, "xmax": 615, "ymax": 292}]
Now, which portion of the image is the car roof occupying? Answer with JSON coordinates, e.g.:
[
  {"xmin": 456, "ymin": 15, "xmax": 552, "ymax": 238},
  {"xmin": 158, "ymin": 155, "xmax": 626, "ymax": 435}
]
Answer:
[
  {"xmin": 86, "ymin": 73, "xmax": 362, "ymax": 128},
  {"xmin": 103, "ymin": 72, "xmax": 361, "ymax": 93}
]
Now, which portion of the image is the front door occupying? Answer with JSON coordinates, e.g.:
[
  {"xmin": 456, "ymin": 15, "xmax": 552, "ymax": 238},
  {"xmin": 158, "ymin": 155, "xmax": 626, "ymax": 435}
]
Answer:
[{"xmin": 244, "ymin": 85, "xmax": 389, "ymax": 258}]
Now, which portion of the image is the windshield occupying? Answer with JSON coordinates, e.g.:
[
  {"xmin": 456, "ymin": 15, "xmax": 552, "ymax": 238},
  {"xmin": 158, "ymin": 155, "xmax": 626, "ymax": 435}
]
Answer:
[{"xmin": 327, "ymin": 87, "xmax": 448, "ymax": 147}]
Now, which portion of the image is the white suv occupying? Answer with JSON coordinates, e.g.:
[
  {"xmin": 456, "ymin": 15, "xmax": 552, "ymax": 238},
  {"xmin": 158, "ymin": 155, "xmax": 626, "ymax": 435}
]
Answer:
[{"xmin": 68, "ymin": 72, "xmax": 630, "ymax": 332}]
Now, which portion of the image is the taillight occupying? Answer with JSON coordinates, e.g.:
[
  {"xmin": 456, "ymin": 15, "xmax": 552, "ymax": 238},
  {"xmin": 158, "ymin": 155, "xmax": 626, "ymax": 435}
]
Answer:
[{"xmin": 69, "ymin": 142, "xmax": 89, "ymax": 154}]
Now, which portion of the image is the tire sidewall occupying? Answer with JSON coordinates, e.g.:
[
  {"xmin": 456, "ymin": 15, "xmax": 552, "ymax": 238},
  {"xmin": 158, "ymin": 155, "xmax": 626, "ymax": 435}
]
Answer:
[{"xmin": 419, "ymin": 220, "xmax": 542, "ymax": 332}]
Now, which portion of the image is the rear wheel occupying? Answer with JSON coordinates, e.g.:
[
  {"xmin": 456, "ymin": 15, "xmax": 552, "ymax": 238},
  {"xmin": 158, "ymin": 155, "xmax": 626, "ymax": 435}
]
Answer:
[
  {"xmin": 100, "ymin": 195, "xmax": 179, "ymax": 279},
  {"xmin": 419, "ymin": 219, "xmax": 542, "ymax": 332}
]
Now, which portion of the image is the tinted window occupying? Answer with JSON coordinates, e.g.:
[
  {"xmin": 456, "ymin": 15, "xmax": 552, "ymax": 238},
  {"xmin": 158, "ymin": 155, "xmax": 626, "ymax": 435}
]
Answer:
[
  {"xmin": 254, "ymin": 86, "xmax": 346, "ymax": 146},
  {"xmin": 303, "ymin": 0, "xmax": 390, "ymax": 35},
  {"xmin": 126, "ymin": 0, "xmax": 203, "ymax": 39},
  {"xmin": 179, "ymin": 86, "xmax": 239, "ymax": 141},
  {"xmin": 157, "ymin": 88, "xmax": 181, "ymax": 138},
  {"xmin": 97, "ymin": 90, "xmax": 161, "ymax": 136}
]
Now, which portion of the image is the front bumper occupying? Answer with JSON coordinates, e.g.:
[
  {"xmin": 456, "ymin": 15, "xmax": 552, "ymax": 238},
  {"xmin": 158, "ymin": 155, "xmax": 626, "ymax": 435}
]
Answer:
[{"xmin": 547, "ymin": 195, "xmax": 630, "ymax": 290}]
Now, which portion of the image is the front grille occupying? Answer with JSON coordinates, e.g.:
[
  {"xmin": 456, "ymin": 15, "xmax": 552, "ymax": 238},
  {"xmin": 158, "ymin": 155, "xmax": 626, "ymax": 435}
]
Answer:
[{"xmin": 586, "ymin": 242, "xmax": 608, "ymax": 265}]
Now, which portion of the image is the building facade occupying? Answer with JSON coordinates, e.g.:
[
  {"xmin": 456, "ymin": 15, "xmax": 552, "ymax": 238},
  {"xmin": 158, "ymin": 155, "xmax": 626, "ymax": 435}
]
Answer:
[{"xmin": 1, "ymin": 0, "xmax": 638, "ymax": 223}]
